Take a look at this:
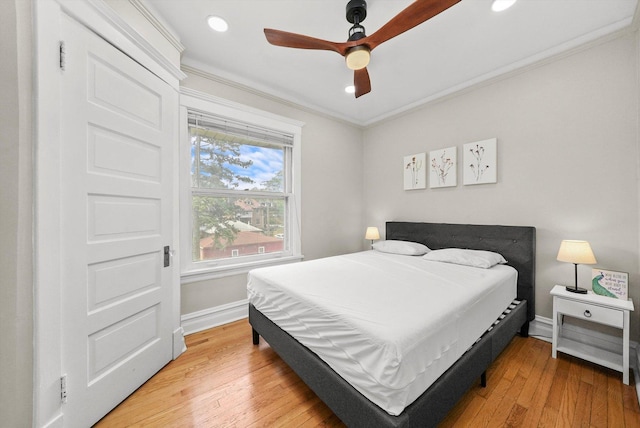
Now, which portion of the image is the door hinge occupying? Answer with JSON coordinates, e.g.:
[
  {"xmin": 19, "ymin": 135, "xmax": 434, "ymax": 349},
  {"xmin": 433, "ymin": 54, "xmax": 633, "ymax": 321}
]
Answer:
[
  {"xmin": 60, "ymin": 374, "xmax": 67, "ymax": 404},
  {"xmin": 59, "ymin": 41, "xmax": 66, "ymax": 71}
]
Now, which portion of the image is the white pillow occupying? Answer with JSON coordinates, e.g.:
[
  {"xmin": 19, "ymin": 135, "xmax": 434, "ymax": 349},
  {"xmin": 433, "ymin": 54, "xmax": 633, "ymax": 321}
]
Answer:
[
  {"xmin": 372, "ymin": 240, "xmax": 430, "ymax": 256},
  {"xmin": 422, "ymin": 248, "xmax": 507, "ymax": 268}
]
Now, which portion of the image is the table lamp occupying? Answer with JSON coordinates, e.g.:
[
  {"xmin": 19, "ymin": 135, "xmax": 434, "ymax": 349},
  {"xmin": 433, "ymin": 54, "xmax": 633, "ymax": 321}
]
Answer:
[
  {"xmin": 365, "ymin": 226, "xmax": 380, "ymax": 249},
  {"xmin": 557, "ymin": 240, "xmax": 597, "ymax": 294}
]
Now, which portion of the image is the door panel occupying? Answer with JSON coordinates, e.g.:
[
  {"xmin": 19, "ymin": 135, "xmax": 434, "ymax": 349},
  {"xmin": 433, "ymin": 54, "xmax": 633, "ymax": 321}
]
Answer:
[
  {"xmin": 88, "ymin": 126, "xmax": 161, "ymax": 180},
  {"xmin": 88, "ymin": 253, "xmax": 158, "ymax": 309},
  {"xmin": 88, "ymin": 195, "xmax": 160, "ymax": 238},
  {"xmin": 88, "ymin": 306, "xmax": 159, "ymax": 382},
  {"xmin": 60, "ymin": 13, "xmax": 176, "ymax": 427},
  {"xmin": 88, "ymin": 54, "xmax": 163, "ymax": 128}
]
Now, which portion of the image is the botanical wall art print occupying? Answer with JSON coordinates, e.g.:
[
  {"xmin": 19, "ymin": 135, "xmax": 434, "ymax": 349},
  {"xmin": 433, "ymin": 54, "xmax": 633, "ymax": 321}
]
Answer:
[
  {"xmin": 591, "ymin": 268, "xmax": 628, "ymax": 300},
  {"xmin": 463, "ymin": 138, "xmax": 497, "ymax": 185},
  {"xmin": 429, "ymin": 147, "xmax": 457, "ymax": 188},
  {"xmin": 403, "ymin": 153, "xmax": 426, "ymax": 190}
]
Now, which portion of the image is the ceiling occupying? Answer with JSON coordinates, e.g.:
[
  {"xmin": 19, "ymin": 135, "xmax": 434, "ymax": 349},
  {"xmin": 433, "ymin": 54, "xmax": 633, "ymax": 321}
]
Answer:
[{"xmin": 147, "ymin": 0, "xmax": 638, "ymax": 126}]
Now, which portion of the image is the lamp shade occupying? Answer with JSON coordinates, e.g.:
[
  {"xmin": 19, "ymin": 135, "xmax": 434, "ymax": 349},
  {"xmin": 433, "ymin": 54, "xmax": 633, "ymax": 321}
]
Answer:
[
  {"xmin": 365, "ymin": 227, "xmax": 380, "ymax": 240},
  {"xmin": 557, "ymin": 240, "xmax": 597, "ymax": 265}
]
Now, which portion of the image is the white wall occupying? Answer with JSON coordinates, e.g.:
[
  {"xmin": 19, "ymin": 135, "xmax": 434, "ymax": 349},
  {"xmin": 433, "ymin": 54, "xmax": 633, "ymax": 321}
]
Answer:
[
  {"xmin": 363, "ymin": 34, "xmax": 640, "ymax": 341},
  {"xmin": 180, "ymin": 67, "xmax": 364, "ymax": 314},
  {"xmin": 1, "ymin": 1, "xmax": 33, "ymax": 426}
]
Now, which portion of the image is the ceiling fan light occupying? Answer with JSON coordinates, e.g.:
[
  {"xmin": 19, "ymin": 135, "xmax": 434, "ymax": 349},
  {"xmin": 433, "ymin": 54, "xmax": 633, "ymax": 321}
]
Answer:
[
  {"xmin": 491, "ymin": 0, "xmax": 517, "ymax": 12},
  {"xmin": 345, "ymin": 46, "xmax": 370, "ymax": 70}
]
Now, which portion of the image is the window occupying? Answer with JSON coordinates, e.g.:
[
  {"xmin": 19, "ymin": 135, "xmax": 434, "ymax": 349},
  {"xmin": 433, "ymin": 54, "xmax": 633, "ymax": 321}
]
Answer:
[{"xmin": 180, "ymin": 90, "xmax": 302, "ymax": 280}]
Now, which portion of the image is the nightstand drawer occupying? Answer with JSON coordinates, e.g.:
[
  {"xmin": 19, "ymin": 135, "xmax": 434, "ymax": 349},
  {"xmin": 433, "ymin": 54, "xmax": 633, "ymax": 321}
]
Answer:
[{"xmin": 555, "ymin": 298, "xmax": 623, "ymax": 328}]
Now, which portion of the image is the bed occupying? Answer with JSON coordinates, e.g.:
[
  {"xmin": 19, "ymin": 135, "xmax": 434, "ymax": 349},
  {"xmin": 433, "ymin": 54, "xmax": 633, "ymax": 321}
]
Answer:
[{"xmin": 248, "ymin": 222, "xmax": 536, "ymax": 427}]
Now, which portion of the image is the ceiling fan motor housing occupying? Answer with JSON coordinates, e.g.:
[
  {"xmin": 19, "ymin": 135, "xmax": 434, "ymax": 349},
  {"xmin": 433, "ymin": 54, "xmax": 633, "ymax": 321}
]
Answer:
[
  {"xmin": 346, "ymin": 0, "xmax": 367, "ymax": 41},
  {"xmin": 346, "ymin": 0, "xmax": 367, "ymax": 24}
]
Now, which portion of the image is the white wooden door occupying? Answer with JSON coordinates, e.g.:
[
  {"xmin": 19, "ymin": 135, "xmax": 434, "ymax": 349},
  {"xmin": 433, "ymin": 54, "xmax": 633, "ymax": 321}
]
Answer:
[{"xmin": 59, "ymin": 13, "xmax": 176, "ymax": 427}]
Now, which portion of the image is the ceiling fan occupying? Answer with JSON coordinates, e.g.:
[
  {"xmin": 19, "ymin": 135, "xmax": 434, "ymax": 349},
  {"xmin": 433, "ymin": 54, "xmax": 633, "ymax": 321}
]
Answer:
[{"xmin": 264, "ymin": 0, "xmax": 461, "ymax": 98}]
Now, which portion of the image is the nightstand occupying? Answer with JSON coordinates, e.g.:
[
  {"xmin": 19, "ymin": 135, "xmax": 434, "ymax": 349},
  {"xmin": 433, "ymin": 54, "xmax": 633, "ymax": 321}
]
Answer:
[{"xmin": 551, "ymin": 285, "xmax": 634, "ymax": 384}]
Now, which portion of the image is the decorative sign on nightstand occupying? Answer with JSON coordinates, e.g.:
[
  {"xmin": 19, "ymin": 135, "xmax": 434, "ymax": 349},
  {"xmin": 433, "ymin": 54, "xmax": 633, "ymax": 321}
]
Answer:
[{"xmin": 591, "ymin": 269, "xmax": 628, "ymax": 299}]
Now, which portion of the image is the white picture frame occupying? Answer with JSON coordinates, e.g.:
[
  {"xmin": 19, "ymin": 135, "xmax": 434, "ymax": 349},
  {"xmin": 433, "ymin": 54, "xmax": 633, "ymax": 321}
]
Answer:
[
  {"xmin": 429, "ymin": 147, "xmax": 457, "ymax": 188},
  {"xmin": 592, "ymin": 268, "xmax": 628, "ymax": 300},
  {"xmin": 403, "ymin": 153, "xmax": 426, "ymax": 190},
  {"xmin": 463, "ymin": 138, "xmax": 497, "ymax": 185}
]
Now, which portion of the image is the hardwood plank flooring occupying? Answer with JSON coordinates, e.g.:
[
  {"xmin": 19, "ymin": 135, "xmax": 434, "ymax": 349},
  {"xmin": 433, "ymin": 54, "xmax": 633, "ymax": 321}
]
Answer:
[{"xmin": 96, "ymin": 319, "xmax": 640, "ymax": 427}]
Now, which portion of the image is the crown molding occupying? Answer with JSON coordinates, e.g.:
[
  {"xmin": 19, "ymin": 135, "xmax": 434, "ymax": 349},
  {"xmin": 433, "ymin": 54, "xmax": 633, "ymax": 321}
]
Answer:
[{"xmin": 129, "ymin": 0, "xmax": 185, "ymax": 54}]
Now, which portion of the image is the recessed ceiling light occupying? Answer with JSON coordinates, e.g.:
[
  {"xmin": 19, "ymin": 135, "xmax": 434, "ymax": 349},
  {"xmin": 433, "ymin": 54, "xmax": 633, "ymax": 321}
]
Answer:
[
  {"xmin": 207, "ymin": 15, "xmax": 228, "ymax": 32},
  {"xmin": 345, "ymin": 85, "xmax": 356, "ymax": 94},
  {"xmin": 491, "ymin": 0, "xmax": 517, "ymax": 12}
]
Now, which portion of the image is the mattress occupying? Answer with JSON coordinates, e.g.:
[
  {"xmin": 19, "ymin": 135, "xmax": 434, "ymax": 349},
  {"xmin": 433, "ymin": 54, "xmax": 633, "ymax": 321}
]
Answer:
[{"xmin": 247, "ymin": 250, "xmax": 517, "ymax": 416}]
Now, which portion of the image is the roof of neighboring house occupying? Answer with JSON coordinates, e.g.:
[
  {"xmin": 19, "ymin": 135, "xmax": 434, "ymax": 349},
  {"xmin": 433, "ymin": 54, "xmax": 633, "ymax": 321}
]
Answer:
[
  {"xmin": 207, "ymin": 220, "xmax": 262, "ymax": 234},
  {"xmin": 235, "ymin": 199, "xmax": 262, "ymax": 212}
]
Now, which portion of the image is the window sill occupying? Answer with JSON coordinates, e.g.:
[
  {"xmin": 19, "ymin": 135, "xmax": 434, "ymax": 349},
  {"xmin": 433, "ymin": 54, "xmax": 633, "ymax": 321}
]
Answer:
[{"xmin": 180, "ymin": 254, "xmax": 304, "ymax": 284}]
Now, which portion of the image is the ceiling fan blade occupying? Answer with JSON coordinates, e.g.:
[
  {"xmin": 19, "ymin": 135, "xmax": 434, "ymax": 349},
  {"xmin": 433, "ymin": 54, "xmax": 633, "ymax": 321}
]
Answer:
[
  {"xmin": 354, "ymin": 68, "xmax": 371, "ymax": 98},
  {"xmin": 365, "ymin": 0, "xmax": 461, "ymax": 51},
  {"xmin": 264, "ymin": 29, "xmax": 349, "ymax": 55}
]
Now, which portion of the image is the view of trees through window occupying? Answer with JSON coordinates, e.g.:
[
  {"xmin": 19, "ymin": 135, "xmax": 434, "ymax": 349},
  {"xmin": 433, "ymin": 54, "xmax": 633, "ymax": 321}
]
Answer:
[{"xmin": 189, "ymin": 119, "xmax": 289, "ymax": 262}]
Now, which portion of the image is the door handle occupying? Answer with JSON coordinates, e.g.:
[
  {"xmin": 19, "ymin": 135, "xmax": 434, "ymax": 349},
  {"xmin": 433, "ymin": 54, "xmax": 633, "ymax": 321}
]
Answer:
[{"xmin": 164, "ymin": 246, "xmax": 170, "ymax": 267}]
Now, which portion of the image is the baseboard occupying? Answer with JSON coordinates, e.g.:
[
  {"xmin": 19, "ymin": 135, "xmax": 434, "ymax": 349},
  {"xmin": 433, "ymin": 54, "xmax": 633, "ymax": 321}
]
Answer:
[
  {"xmin": 528, "ymin": 316, "xmax": 553, "ymax": 342},
  {"xmin": 181, "ymin": 299, "xmax": 248, "ymax": 335},
  {"xmin": 531, "ymin": 315, "xmax": 640, "ymax": 405},
  {"xmin": 173, "ymin": 326, "xmax": 186, "ymax": 359}
]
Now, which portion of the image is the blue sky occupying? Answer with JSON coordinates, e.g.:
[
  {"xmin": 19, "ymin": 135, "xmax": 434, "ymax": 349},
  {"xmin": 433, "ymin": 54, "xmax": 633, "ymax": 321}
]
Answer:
[{"xmin": 229, "ymin": 144, "xmax": 283, "ymax": 190}]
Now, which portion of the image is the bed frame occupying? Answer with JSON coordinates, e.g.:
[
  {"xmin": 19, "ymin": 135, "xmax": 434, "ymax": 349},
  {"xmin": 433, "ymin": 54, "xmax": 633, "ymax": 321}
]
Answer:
[{"xmin": 249, "ymin": 222, "xmax": 536, "ymax": 427}]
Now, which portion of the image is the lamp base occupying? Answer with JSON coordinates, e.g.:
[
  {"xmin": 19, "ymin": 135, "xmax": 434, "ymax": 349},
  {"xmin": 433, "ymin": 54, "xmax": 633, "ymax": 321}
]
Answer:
[{"xmin": 566, "ymin": 286, "xmax": 588, "ymax": 294}]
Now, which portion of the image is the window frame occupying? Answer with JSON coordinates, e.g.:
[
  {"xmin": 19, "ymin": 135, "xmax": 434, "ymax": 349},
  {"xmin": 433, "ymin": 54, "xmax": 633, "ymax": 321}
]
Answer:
[{"xmin": 179, "ymin": 88, "xmax": 303, "ymax": 283}]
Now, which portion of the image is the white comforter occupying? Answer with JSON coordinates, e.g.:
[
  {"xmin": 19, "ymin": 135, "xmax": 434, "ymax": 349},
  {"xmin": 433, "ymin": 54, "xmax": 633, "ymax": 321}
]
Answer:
[{"xmin": 247, "ymin": 250, "xmax": 517, "ymax": 416}]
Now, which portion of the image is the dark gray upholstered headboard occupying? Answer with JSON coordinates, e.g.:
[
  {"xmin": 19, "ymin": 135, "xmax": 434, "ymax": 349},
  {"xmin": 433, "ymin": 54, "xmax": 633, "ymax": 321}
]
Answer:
[{"xmin": 386, "ymin": 222, "xmax": 536, "ymax": 322}]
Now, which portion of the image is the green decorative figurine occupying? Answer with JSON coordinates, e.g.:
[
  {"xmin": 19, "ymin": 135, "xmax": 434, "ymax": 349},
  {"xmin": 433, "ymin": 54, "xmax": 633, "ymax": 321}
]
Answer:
[{"xmin": 592, "ymin": 272, "xmax": 618, "ymax": 298}]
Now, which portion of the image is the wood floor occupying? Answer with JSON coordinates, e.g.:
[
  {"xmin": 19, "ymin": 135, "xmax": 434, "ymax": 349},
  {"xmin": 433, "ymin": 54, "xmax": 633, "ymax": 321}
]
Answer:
[{"xmin": 96, "ymin": 319, "xmax": 640, "ymax": 427}]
